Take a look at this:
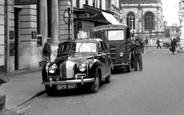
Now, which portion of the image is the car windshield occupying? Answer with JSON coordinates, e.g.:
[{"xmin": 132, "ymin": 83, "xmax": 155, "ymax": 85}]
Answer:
[
  {"xmin": 58, "ymin": 41, "xmax": 97, "ymax": 56},
  {"xmin": 75, "ymin": 42, "xmax": 97, "ymax": 53}
]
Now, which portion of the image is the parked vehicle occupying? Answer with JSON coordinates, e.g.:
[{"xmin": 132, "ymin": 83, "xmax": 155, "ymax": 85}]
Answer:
[
  {"xmin": 162, "ymin": 42, "xmax": 171, "ymax": 48},
  {"xmin": 41, "ymin": 38, "xmax": 113, "ymax": 96},
  {"xmin": 90, "ymin": 24, "xmax": 132, "ymax": 72}
]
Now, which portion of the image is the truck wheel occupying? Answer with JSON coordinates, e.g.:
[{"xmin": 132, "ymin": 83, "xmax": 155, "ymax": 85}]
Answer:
[
  {"xmin": 89, "ymin": 70, "xmax": 100, "ymax": 93},
  {"xmin": 105, "ymin": 67, "xmax": 111, "ymax": 83}
]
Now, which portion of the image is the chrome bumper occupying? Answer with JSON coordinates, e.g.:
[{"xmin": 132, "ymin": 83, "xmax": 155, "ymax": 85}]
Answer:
[
  {"xmin": 114, "ymin": 62, "xmax": 129, "ymax": 67},
  {"xmin": 42, "ymin": 78, "xmax": 95, "ymax": 86}
]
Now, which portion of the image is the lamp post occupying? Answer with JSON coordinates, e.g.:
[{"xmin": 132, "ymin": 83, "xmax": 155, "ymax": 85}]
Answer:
[
  {"xmin": 63, "ymin": 7, "xmax": 72, "ymax": 40},
  {"xmin": 138, "ymin": 0, "xmax": 143, "ymax": 39},
  {"xmin": 5, "ymin": 0, "xmax": 9, "ymax": 74}
]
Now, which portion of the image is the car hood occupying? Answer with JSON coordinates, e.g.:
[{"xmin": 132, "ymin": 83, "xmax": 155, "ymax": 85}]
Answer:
[
  {"xmin": 68, "ymin": 53, "xmax": 96, "ymax": 64},
  {"xmin": 54, "ymin": 53, "xmax": 96, "ymax": 65}
]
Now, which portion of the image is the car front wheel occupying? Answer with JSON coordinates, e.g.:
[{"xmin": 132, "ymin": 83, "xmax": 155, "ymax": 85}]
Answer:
[
  {"xmin": 89, "ymin": 70, "xmax": 100, "ymax": 93},
  {"xmin": 45, "ymin": 85, "xmax": 57, "ymax": 96}
]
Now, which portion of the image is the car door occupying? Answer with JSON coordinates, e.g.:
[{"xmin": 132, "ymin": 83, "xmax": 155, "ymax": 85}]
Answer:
[{"xmin": 98, "ymin": 41, "xmax": 109, "ymax": 77}]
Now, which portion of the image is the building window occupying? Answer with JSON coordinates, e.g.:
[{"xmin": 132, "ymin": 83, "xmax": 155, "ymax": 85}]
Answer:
[
  {"xmin": 93, "ymin": 0, "xmax": 95, "ymax": 7},
  {"xmin": 99, "ymin": 0, "xmax": 102, "ymax": 9},
  {"xmin": 76, "ymin": 0, "xmax": 80, "ymax": 8},
  {"xmin": 85, "ymin": 0, "xmax": 88, "ymax": 5},
  {"xmin": 144, "ymin": 12, "xmax": 155, "ymax": 30},
  {"xmin": 107, "ymin": 0, "xmax": 111, "ymax": 9},
  {"xmin": 126, "ymin": 12, "xmax": 135, "ymax": 30}
]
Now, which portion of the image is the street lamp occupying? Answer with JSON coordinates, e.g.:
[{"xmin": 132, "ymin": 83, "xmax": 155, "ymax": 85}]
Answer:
[
  {"xmin": 63, "ymin": 7, "xmax": 72, "ymax": 40},
  {"xmin": 138, "ymin": 0, "xmax": 143, "ymax": 39}
]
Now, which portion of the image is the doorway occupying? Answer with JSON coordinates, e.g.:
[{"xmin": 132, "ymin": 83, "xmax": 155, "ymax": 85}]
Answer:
[{"xmin": 14, "ymin": 7, "xmax": 21, "ymax": 70}]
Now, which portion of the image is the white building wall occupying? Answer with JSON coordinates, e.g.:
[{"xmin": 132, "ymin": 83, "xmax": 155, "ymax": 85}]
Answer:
[
  {"xmin": 88, "ymin": 0, "xmax": 93, "ymax": 6},
  {"xmin": 18, "ymin": 5, "xmax": 40, "ymax": 70},
  {"xmin": 121, "ymin": 3, "xmax": 164, "ymax": 38},
  {"xmin": 80, "ymin": 0, "xmax": 85, "ymax": 8},
  {"xmin": 102, "ymin": 0, "xmax": 106, "ymax": 10}
]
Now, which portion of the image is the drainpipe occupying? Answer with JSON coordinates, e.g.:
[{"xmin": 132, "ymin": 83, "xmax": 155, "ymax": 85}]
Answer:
[{"xmin": 5, "ymin": 0, "xmax": 9, "ymax": 74}]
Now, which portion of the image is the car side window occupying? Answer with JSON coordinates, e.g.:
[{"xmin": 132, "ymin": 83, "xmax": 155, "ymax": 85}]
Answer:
[
  {"xmin": 98, "ymin": 42, "xmax": 103, "ymax": 53},
  {"xmin": 100, "ymin": 41, "xmax": 108, "ymax": 53},
  {"xmin": 102, "ymin": 42, "xmax": 108, "ymax": 52}
]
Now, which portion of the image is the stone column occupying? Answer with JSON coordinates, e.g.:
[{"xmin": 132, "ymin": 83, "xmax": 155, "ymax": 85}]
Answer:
[
  {"xmin": 51, "ymin": 0, "xmax": 59, "ymax": 44},
  {"xmin": 39, "ymin": 0, "xmax": 48, "ymax": 45}
]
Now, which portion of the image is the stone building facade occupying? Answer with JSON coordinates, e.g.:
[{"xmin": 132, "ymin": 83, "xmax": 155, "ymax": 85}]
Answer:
[
  {"xmin": 0, "ymin": 0, "xmax": 120, "ymax": 74},
  {"xmin": 120, "ymin": 0, "xmax": 164, "ymax": 39},
  {"xmin": 0, "ymin": 0, "xmax": 38, "ymax": 74}
]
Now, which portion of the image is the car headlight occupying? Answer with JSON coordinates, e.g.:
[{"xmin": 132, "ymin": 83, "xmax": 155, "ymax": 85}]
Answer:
[
  {"xmin": 78, "ymin": 62, "xmax": 87, "ymax": 72},
  {"xmin": 120, "ymin": 52, "xmax": 124, "ymax": 57},
  {"xmin": 49, "ymin": 64, "xmax": 57, "ymax": 73}
]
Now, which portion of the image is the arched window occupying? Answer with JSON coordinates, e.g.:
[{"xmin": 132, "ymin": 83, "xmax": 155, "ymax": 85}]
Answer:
[
  {"xmin": 126, "ymin": 12, "xmax": 135, "ymax": 30},
  {"xmin": 144, "ymin": 12, "xmax": 155, "ymax": 30}
]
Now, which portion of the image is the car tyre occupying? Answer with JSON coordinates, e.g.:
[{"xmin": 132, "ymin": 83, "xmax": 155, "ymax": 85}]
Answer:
[
  {"xmin": 45, "ymin": 85, "xmax": 57, "ymax": 96},
  {"xmin": 105, "ymin": 67, "xmax": 111, "ymax": 83},
  {"xmin": 89, "ymin": 70, "xmax": 100, "ymax": 93}
]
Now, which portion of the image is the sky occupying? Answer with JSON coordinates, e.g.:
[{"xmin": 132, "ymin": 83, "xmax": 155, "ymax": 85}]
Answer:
[{"xmin": 161, "ymin": 0, "xmax": 180, "ymax": 26}]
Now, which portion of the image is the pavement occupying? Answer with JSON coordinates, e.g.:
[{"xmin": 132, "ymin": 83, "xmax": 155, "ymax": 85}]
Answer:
[{"xmin": 0, "ymin": 70, "xmax": 45, "ymax": 108}]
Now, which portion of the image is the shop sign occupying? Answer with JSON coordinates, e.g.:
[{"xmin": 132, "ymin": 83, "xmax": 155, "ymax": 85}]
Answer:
[{"xmin": 14, "ymin": 0, "xmax": 37, "ymax": 5}]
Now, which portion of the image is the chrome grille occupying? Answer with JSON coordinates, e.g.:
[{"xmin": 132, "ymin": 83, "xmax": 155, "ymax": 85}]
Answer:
[
  {"xmin": 110, "ymin": 45, "xmax": 116, "ymax": 63},
  {"xmin": 60, "ymin": 61, "xmax": 75, "ymax": 79}
]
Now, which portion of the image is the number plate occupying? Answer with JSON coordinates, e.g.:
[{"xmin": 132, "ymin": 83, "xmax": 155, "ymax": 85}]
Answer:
[{"xmin": 57, "ymin": 84, "xmax": 77, "ymax": 90}]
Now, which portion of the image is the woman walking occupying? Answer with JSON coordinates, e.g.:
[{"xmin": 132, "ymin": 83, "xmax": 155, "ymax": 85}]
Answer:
[{"xmin": 170, "ymin": 38, "xmax": 177, "ymax": 55}]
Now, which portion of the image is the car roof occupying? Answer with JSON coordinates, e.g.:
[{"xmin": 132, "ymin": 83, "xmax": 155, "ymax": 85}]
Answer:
[
  {"xmin": 61, "ymin": 38, "xmax": 103, "ymax": 43},
  {"xmin": 91, "ymin": 24, "xmax": 128, "ymax": 31}
]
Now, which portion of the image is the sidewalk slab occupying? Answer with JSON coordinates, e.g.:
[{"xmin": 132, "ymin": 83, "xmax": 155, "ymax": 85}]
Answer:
[{"xmin": 0, "ymin": 71, "xmax": 45, "ymax": 108}]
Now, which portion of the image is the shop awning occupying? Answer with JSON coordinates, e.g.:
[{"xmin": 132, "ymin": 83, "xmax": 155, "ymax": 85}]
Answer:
[{"xmin": 102, "ymin": 11, "xmax": 120, "ymax": 24}]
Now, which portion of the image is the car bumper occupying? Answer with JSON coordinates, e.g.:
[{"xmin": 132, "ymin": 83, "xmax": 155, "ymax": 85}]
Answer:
[
  {"xmin": 42, "ymin": 78, "xmax": 95, "ymax": 86},
  {"xmin": 113, "ymin": 62, "xmax": 129, "ymax": 68}
]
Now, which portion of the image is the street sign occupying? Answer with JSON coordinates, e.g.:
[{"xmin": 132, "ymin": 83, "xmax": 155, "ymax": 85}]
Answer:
[{"xmin": 14, "ymin": 0, "xmax": 37, "ymax": 5}]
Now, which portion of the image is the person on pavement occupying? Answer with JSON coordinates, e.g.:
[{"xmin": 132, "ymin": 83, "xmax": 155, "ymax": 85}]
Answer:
[
  {"xmin": 145, "ymin": 37, "xmax": 148, "ymax": 49},
  {"xmin": 170, "ymin": 38, "xmax": 177, "ymax": 55},
  {"xmin": 140, "ymin": 39, "xmax": 145, "ymax": 54},
  {"xmin": 43, "ymin": 38, "xmax": 52, "ymax": 62},
  {"xmin": 132, "ymin": 38, "xmax": 143, "ymax": 71},
  {"xmin": 156, "ymin": 38, "xmax": 161, "ymax": 49}
]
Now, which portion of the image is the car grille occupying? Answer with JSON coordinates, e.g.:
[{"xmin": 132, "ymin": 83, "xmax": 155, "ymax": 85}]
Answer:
[
  {"xmin": 60, "ymin": 61, "xmax": 75, "ymax": 79},
  {"xmin": 109, "ymin": 45, "xmax": 116, "ymax": 63}
]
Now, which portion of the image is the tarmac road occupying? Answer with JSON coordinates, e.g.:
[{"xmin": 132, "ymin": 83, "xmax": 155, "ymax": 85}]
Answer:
[{"xmin": 26, "ymin": 47, "xmax": 184, "ymax": 115}]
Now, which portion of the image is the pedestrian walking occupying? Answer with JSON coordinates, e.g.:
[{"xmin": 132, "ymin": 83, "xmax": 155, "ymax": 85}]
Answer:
[
  {"xmin": 132, "ymin": 38, "xmax": 143, "ymax": 71},
  {"xmin": 156, "ymin": 38, "xmax": 161, "ymax": 49},
  {"xmin": 140, "ymin": 39, "xmax": 145, "ymax": 54},
  {"xmin": 145, "ymin": 37, "xmax": 148, "ymax": 49},
  {"xmin": 170, "ymin": 38, "xmax": 177, "ymax": 55},
  {"xmin": 43, "ymin": 39, "xmax": 52, "ymax": 62}
]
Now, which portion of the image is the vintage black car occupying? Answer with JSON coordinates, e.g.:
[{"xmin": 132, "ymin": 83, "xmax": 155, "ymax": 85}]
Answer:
[{"xmin": 41, "ymin": 38, "xmax": 113, "ymax": 96}]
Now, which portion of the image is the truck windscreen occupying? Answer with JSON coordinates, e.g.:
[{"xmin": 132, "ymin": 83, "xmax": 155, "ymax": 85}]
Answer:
[{"xmin": 108, "ymin": 30, "xmax": 124, "ymax": 41}]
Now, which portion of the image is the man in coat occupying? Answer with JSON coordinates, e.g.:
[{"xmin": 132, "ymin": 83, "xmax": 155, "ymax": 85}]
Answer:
[
  {"xmin": 170, "ymin": 38, "xmax": 177, "ymax": 55},
  {"xmin": 145, "ymin": 37, "xmax": 148, "ymax": 49},
  {"xmin": 156, "ymin": 38, "xmax": 161, "ymax": 49},
  {"xmin": 132, "ymin": 38, "xmax": 143, "ymax": 71},
  {"xmin": 43, "ymin": 39, "xmax": 52, "ymax": 61}
]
